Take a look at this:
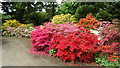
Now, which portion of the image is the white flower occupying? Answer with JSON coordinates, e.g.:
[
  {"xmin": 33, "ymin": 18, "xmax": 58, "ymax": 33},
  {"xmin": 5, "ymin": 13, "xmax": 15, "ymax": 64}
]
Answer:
[
  {"xmin": 90, "ymin": 29, "xmax": 99, "ymax": 35},
  {"xmin": 90, "ymin": 29, "xmax": 102, "ymax": 40}
]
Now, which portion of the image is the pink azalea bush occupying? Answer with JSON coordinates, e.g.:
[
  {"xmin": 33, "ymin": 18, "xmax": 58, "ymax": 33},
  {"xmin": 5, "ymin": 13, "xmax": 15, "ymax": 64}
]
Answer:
[
  {"xmin": 99, "ymin": 21, "xmax": 120, "ymax": 56},
  {"xmin": 43, "ymin": 22, "xmax": 81, "ymax": 35},
  {"xmin": 99, "ymin": 21, "xmax": 120, "ymax": 45}
]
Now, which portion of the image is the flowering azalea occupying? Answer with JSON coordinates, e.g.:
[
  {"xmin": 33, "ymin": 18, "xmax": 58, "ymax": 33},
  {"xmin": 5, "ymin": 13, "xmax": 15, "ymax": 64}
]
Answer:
[{"xmin": 77, "ymin": 13, "xmax": 100, "ymax": 29}]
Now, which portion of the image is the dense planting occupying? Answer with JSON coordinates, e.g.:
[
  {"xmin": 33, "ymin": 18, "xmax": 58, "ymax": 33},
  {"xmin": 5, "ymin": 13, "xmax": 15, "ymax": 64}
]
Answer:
[
  {"xmin": 29, "ymin": 20, "xmax": 119, "ymax": 66},
  {"xmin": 2, "ymin": 13, "xmax": 120, "ymax": 66}
]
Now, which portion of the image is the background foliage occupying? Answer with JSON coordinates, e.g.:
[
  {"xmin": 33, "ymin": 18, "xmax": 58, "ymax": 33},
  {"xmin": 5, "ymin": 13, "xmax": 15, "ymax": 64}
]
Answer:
[
  {"xmin": 1, "ymin": 2, "xmax": 58, "ymax": 25},
  {"xmin": 57, "ymin": 2, "xmax": 120, "ymax": 21},
  {"xmin": 1, "ymin": 2, "xmax": 120, "ymax": 25}
]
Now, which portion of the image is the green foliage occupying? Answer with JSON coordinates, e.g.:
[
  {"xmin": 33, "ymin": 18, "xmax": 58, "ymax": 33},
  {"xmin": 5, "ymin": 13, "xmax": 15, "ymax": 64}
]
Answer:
[
  {"xmin": 95, "ymin": 53, "xmax": 120, "ymax": 67},
  {"xmin": 2, "ymin": 14, "xmax": 11, "ymax": 20},
  {"xmin": 96, "ymin": 9, "xmax": 112, "ymax": 21},
  {"xmin": 22, "ymin": 12, "xmax": 49, "ymax": 25},
  {"xmin": 57, "ymin": 2, "xmax": 80, "ymax": 15},
  {"xmin": 44, "ymin": 2, "xmax": 58, "ymax": 19},
  {"xmin": 49, "ymin": 49, "xmax": 56, "ymax": 56},
  {"xmin": 0, "ymin": 13, "xmax": 1, "ymax": 19},
  {"xmin": 1, "ymin": 2, "xmax": 58, "ymax": 25},
  {"xmin": 107, "ymin": 2, "xmax": 120, "ymax": 20},
  {"xmin": 75, "ymin": 5, "xmax": 99, "ymax": 20},
  {"xmin": 57, "ymin": 2, "xmax": 120, "ymax": 21},
  {"xmin": 51, "ymin": 13, "xmax": 76, "ymax": 24}
]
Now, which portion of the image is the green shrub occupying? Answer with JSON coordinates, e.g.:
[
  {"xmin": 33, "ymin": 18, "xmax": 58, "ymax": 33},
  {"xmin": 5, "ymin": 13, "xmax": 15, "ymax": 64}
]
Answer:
[
  {"xmin": 51, "ymin": 13, "xmax": 76, "ymax": 24},
  {"xmin": 2, "ymin": 14, "xmax": 11, "ymax": 20},
  {"xmin": 49, "ymin": 49, "xmax": 56, "ymax": 56}
]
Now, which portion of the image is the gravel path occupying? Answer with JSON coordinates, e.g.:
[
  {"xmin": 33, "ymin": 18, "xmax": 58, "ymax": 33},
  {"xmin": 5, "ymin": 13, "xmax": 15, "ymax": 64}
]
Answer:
[{"xmin": 2, "ymin": 37, "xmax": 67, "ymax": 66}]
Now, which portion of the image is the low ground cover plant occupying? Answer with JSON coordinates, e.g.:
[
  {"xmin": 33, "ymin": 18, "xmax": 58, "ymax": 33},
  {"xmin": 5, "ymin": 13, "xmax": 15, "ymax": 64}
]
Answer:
[{"xmin": 95, "ymin": 53, "xmax": 120, "ymax": 66}]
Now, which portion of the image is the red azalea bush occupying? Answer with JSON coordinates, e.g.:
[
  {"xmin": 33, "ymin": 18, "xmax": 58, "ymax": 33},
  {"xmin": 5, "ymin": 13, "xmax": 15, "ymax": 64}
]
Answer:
[
  {"xmin": 107, "ymin": 55, "xmax": 119, "ymax": 62},
  {"xmin": 50, "ymin": 31, "xmax": 118, "ymax": 62}
]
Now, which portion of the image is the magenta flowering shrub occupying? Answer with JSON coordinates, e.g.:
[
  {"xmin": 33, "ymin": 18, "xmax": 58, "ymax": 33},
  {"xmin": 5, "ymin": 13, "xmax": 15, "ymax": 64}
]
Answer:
[
  {"xmin": 30, "ymin": 26, "xmax": 53, "ymax": 55},
  {"xmin": 43, "ymin": 22, "xmax": 81, "ymax": 35}
]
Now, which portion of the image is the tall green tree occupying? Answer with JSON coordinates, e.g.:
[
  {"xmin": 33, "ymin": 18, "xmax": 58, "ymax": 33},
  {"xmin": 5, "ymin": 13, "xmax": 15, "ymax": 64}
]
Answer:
[{"xmin": 1, "ymin": 2, "xmax": 58, "ymax": 25}]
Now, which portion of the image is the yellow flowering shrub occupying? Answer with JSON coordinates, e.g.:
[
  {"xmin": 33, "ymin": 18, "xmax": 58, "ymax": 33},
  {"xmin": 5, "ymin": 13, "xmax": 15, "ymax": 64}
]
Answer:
[
  {"xmin": 51, "ymin": 13, "xmax": 76, "ymax": 24},
  {"xmin": 2, "ymin": 19, "xmax": 21, "ymax": 28},
  {"xmin": 1, "ymin": 19, "xmax": 34, "ymax": 31}
]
